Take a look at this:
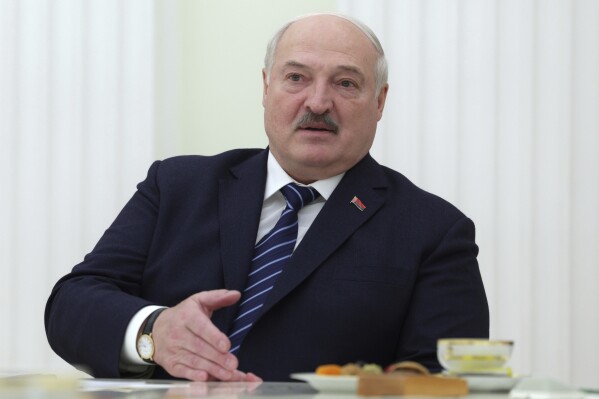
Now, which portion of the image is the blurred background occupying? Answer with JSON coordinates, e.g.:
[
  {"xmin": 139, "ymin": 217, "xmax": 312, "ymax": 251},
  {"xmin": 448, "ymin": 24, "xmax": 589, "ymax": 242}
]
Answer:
[{"xmin": 1, "ymin": 0, "xmax": 598, "ymax": 390}]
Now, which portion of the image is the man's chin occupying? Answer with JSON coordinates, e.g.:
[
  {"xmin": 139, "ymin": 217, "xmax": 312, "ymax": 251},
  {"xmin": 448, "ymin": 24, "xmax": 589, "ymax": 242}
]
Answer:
[{"xmin": 287, "ymin": 157, "xmax": 349, "ymax": 182}]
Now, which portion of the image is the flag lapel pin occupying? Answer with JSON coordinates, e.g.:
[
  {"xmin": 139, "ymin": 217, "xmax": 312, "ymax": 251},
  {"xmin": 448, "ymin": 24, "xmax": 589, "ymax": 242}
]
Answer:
[{"xmin": 350, "ymin": 196, "xmax": 366, "ymax": 211}]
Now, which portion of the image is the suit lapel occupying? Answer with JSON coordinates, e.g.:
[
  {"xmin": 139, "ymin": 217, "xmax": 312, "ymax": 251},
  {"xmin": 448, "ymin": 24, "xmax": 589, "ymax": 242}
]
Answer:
[
  {"xmin": 213, "ymin": 150, "xmax": 268, "ymax": 331},
  {"xmin": 260, "ymin": 154, "xmax": 388, "ymax": 315}
]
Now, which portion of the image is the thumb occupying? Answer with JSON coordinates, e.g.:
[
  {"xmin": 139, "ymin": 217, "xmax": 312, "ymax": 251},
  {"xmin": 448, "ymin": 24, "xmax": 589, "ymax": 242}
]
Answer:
[{"xmin": 193, "ymin": 289, "xmax": 241, "ymax": 311}]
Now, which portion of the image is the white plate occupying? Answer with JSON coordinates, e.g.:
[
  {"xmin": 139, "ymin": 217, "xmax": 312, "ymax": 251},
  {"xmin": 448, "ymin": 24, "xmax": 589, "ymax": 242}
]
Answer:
[
  {"xmin": 291, "ymin": 372, "xmax": 520, "ymax": 394},
  {"xmin": 464, "ymin": 375, "xmax": 521, "ymax": 392},
  {"xmin": 290, "ymin": 373, "xmax": 357, "ymax": 393}
]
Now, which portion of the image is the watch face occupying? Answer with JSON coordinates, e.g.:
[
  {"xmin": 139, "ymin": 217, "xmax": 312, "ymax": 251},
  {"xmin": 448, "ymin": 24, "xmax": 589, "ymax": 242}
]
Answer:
[{"xmin": 137, "ymin": 334, "xmax": 154, "ymax": 360}]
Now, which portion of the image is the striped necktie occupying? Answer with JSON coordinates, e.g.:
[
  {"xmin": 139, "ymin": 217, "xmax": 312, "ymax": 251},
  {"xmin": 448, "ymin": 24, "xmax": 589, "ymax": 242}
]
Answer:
[{"xmin": 228, "ymin": 182, "xmax": 320, "ymax": 354}]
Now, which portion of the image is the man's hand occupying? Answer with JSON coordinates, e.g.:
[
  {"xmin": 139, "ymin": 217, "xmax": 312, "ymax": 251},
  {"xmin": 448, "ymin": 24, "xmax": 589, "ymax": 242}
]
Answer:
[{"xmin": 151, "ymin": 289, "xmax": 261, "ymax": 382}]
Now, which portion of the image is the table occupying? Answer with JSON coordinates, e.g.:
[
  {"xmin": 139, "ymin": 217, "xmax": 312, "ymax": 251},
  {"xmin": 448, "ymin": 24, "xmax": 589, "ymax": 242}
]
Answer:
[{"xmin": 2, "ymin": 377, "xmax": 596, "ymax": 399}]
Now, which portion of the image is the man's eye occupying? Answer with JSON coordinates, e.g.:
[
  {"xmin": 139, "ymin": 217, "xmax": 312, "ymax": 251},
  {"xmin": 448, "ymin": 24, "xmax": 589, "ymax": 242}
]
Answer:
[
  {"xmin": 340, "ymin": 80, "xmax": 355, "ymax": 88},
  {"xmin": 288, "ymin": 74, "xmax": 302, "ymax": 82}
]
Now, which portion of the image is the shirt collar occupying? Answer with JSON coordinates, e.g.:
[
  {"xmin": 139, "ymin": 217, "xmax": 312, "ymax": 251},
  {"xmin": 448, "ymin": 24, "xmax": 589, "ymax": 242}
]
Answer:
[{"xmin": 264, "ymin": 151, "xmax": 344, "ymax": 201}]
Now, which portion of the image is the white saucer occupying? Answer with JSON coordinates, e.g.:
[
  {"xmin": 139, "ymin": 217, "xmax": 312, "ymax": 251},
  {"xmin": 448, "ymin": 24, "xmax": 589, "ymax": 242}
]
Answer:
[{"xmin": 290, "ymin": 373, "xmax": 357, "ymax": 393}]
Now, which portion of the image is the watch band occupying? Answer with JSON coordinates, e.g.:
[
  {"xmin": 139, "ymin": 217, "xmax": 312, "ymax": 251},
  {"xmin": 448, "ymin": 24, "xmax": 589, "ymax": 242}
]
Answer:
[
  {"xmin": 142, "ymin": 308, "xmax": 166, "ymax": 336},
  {"xmin": 137, "ymin": 308, "xmax": 167, "ymax": 363}
]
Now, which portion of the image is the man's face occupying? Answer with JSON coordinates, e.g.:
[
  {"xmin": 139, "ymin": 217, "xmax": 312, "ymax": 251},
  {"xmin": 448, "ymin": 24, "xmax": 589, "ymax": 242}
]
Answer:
[{"xmin": 262, "ymin": 15, "xmax": 388, "ymax": 183}]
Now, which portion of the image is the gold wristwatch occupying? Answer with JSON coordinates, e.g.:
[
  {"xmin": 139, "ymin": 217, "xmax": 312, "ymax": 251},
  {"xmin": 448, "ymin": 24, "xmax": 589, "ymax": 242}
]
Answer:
[{"xmin": 136, "ymin": 308, "xmax": 166, "ymax": 363}]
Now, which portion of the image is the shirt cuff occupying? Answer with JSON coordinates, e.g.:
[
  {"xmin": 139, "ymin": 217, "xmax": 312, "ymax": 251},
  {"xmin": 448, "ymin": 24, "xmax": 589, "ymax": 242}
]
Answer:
[{"xmin": 121, "ymin": 305, "xmax": 166, "ymax": 366}]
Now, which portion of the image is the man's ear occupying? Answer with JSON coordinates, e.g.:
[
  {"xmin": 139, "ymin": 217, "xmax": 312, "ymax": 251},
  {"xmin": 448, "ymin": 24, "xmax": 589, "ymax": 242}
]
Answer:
[
  {"xmin": 376, "ymin": 83, "xmax": 389, "ymax": 121},
  {"xmin": 262, "ymin": 69, "xmax": 269, "ymax": 107}
]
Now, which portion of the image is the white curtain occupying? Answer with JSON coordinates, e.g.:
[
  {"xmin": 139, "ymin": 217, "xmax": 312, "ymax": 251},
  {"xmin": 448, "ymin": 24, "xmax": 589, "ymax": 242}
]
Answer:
[
  {"xmin": 0, "ymin": 0, "xmax": 154, "ymax": 372},
  {"xmin": 339, "ymin": 0, "xmax": 599, "ymax": 389}
]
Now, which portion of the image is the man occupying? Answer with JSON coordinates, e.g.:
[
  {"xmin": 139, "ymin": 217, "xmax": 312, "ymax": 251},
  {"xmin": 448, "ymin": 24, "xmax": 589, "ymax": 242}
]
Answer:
[{"xmin": 45, "ymin": 13, "xmax": 489, "ymax": 382}]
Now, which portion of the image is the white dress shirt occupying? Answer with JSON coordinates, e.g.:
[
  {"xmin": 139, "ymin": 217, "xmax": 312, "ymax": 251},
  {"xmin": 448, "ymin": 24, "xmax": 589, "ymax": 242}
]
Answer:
[{"xmin": 120, "ymin": 151, "xmax": 344, "ymax": 370}]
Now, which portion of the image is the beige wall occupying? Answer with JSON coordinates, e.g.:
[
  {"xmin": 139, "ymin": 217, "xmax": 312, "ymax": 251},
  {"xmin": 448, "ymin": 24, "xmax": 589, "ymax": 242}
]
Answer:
[{"xmin": 154, "ymin": 0, "xmax": 338, "ymax": 158}]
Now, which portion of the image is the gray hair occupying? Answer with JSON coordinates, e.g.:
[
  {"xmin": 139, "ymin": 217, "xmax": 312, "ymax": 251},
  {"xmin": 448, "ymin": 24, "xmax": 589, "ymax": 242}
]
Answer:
[{"xmin": 264, "ymin": 13, "xmax": 388, "ymax": 96}]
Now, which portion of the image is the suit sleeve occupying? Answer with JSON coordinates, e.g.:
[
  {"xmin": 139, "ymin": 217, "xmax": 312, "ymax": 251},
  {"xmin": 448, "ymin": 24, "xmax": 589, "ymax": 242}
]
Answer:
[
  {"xmin": 44, "ymin": 161, "xmax": 163, "ymax": 378},
  {"xmin": 395, "ymin": 216, "xmax": 490, "ymax": 372}
]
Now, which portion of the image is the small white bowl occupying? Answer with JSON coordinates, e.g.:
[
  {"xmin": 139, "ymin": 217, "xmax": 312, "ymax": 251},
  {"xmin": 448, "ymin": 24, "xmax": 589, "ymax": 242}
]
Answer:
[{"xmin": 437, "ymin": 339, "xmax": 514, "ymax": 374}]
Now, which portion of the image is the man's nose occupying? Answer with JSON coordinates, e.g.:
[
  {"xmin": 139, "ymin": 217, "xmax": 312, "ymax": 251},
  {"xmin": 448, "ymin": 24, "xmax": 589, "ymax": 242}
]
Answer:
[{"xmin": 304, "ymin": 82, "xmax": 333, "ymax": 115}]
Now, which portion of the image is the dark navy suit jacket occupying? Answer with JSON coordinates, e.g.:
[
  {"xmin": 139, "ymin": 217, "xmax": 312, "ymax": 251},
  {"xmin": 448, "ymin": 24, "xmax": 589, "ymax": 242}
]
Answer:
[{"xmin": 45, "ymin": 149, "xmax": 489, "ymax": 381}]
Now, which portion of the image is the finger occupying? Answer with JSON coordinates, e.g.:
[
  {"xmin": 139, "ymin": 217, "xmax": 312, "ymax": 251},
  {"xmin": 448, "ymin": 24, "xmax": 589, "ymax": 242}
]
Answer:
[
  {"xmin": 169, "ymin": 363, "xmax": 209, "ymax": 382},
  {"xmin": 223, "ymin": 370, "xmax": 262, "ymax": 383},
  {"xmin": 172, "ymin": 349, "xmax": 236, "ymax": 381},
  {"xmin": 185, "ymin": 333, "xmax": 238, "ymax": 369},
  {"xmin": 193, "ymin": 290, "xmax": 241, "ymax": 312},
  {"xmin": 153, "ymin": 327, "xmax": 238, "ymax": 378},
  {"xmin": 185, "ymin": 308, "xmax": 234, "ymax": 354},
  {"xmin": 155, "ymin": 292, "xmax": 234, "ymax": 355},
  {"xmin": 184, "ymin": 291, "xmax": 242, "ymax": 355},
  {"xmin": 152, "ymin": 290, "xmax": 243, "ymax": 381},
  {"xmin": 245, "ymin": 372, "xmax": 263, "ymax": 383},
  {"xmin": 226, "ymin": 370, "xmax": 250, "ymax": 382},
  {"xmin": 152, "ymin": 309, "xmax": 232, "ymax": 373}
]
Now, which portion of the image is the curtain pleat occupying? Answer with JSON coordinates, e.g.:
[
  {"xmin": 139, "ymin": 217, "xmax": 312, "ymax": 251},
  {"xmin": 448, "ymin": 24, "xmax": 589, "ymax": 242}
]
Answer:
[{"xmin": 0, "ymin": 0, "xmax": 154, "ymax": 373}]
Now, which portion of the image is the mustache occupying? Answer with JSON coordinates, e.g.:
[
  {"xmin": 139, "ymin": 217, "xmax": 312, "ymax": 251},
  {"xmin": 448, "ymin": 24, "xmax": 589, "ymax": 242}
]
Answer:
[{"xmin": 294, "ymin": 112, "xmax": 339, "ymax": 133}]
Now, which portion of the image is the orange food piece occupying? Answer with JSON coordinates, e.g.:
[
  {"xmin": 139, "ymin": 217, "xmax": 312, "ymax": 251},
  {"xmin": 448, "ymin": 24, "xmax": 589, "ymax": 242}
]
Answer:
[{"xmin": 315, "ymin": 364, "xmax": 342, "ymax": 375}]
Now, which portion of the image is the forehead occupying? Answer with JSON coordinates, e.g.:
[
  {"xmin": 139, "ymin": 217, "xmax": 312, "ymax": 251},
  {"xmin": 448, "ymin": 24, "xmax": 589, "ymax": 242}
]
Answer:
[{"xmin": 273, "ymin": 16, "xmax": 378, "ymax": 75}]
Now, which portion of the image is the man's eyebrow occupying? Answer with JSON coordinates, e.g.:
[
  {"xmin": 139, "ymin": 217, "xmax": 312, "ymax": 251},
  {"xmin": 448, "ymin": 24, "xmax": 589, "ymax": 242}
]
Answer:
[
  {"xmin": 282, "ymin": 61, "xmax": 365, "ymax": 78},
  {"xmin": 283, "ymin": 60, "xmax": 309, "ymax": 69},
  {"xmin": 336, "ymin": 65, "xmax": 365, "ymax": 78}
]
